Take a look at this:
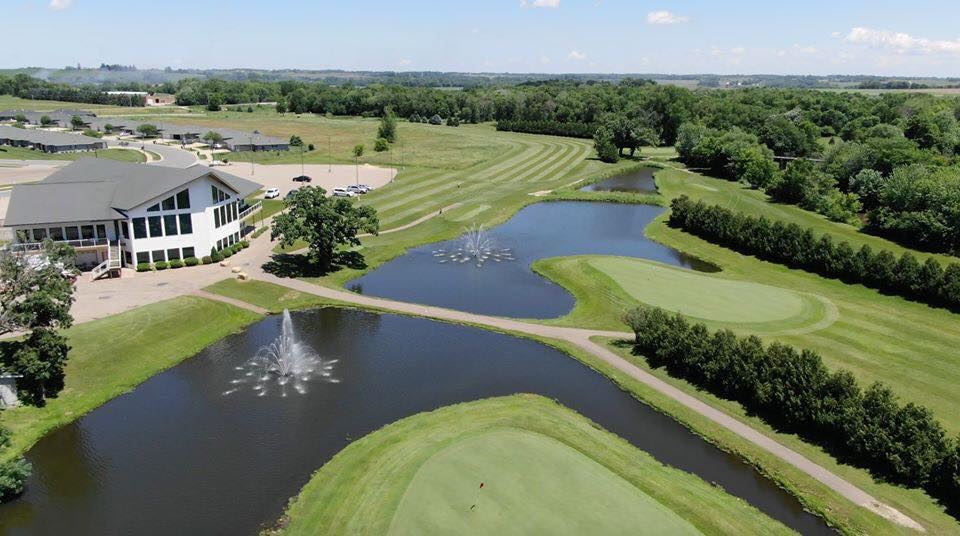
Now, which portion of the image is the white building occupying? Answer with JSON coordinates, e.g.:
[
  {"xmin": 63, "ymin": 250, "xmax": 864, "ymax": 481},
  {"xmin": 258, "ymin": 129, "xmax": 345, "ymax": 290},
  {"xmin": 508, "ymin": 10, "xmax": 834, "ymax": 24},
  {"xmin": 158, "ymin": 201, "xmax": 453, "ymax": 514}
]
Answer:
[{"xmin": 4, "ymin": 159, "xmax": 262, "ymax": 272}]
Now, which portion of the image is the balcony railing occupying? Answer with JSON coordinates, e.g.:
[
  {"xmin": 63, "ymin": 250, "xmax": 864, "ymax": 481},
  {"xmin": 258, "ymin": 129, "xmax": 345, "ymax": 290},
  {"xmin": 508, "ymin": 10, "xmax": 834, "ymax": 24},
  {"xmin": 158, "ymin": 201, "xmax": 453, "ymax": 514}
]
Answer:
[
  {"xmin": 238, "ymin": 200, "xmax": 262, "ymax": 221},
  {"xmin": 7, "ymin": 237, "xmax": 110, "ymax": 252}
]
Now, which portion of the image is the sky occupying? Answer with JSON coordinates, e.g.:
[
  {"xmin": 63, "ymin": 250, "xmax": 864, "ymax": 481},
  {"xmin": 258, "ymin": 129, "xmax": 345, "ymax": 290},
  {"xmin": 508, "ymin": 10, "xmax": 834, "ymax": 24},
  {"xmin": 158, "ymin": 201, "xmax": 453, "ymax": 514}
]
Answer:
[{"xmin": 7, "ymin": 0, "xmax": 960, "ymax": 77}]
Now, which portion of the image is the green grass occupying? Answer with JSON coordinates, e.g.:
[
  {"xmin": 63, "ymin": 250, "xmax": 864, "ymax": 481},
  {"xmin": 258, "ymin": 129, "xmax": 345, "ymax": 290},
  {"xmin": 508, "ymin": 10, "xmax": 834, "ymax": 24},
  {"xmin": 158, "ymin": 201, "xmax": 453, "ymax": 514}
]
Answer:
[
  {"xmin": 204, "ymin": 279, "xmax": 329, "ymax": 313},
  {"xmin": 536, "ymin": 256, "xmax": 831, "ymax": 334},
  {"xmin": 275, "ymin": 395, "xmax": 791, "ymax": 536},
  {"xmin": 0, "ymin": 95, "xmax": 181, "ymax": 115},
  {"xmin": 0, "ymin": 296, "xmax": 261, "ymax": 460},
  {"xmin": 0, "ymin": 145, "xmax": 145, "ymax": 162}
]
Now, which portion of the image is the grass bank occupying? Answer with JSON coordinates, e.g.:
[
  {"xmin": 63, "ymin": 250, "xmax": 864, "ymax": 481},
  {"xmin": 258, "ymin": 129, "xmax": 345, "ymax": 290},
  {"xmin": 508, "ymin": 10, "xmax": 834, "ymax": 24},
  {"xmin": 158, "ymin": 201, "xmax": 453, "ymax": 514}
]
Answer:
[
  {"xmin": 272, "ymin": 395, "xmax": 791, "ymax": 536},
  {"xmin": 0, "ymin": 296, "xmax": 261, "ymax": 461},
  {"xmin": 0, "ymin": 146, "xmax": 146, "ymax": 163}
]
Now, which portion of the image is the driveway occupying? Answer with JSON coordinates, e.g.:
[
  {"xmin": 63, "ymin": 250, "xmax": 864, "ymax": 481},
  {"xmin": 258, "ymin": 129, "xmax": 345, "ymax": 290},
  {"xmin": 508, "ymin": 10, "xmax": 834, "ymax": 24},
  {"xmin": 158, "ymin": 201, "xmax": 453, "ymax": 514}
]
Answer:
[
  {"xmin": 106, "ymin": 140, "xmax": 198, "ymax": 168},
  {"xmin": 212, "ymin": 163, "xmax": 395, "ymax": 198}
]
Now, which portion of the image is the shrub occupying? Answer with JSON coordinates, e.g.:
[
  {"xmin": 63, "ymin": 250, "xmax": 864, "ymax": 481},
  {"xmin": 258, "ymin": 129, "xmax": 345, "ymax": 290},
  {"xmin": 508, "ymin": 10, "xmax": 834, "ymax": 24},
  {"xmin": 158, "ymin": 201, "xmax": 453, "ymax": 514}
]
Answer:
[
  {"xmin": 251, "ymin": 226, "xmax": 269, "ymax": 238},
  {"xmin": 168, "ymin": 259, "xmax": 184, "ymax": 269},
  {"xmin": 428, "ymin": 114, "xmax": 443, "ymax": 125},
  {"xmin": 240, "ymin": 240, "xmax": 250, "ymax": 249},
  {"xmin": 136, "ymin": 262, "xmax": 152, "ymax": 272},
  {"xmin": 201, "ymin": 256, "xmax": 213, "ymax": 265},
  {"xmin": 0, "ymin": 426, "xmax": 31, "ymax": 502},
  {"xmin": 374, "ymin": 137, "xmax": 389, "ymax": 152},
  {"xmin": 184, "ymin": 257, "xmax": 199, "ymax": 267},
  {"xmin": 446, "ymin": 116, "xmax": 460, "ymax": 127},
  {"xmin": 222, "ymin": 248, "xmax": 234, "ymax": 258},
  {"xmin": 153, "ymin": 261, "xmax": 168, "ymax": 270},
  {"xmin": 307, "ymin": 143, "xmax": 315, "ymax": 151}
]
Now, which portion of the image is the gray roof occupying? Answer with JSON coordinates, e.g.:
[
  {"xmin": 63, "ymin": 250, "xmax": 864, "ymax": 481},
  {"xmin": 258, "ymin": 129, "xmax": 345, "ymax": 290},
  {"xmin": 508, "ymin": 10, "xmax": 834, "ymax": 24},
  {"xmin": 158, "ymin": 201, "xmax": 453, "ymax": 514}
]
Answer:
[
  {"xmin": 5, "ymin": 159, "xmax": 262, "ymax": 226},
  {"xmin": 216, "ymin": 128, "xmax": 287, "ymax": 146},
  {"xmin": 0, "ymin": 125, "xmax": 105, "ymax": 147},
  {"xmin": 0, "ymin": 109, "xmax": 95, "ymax": 124}
]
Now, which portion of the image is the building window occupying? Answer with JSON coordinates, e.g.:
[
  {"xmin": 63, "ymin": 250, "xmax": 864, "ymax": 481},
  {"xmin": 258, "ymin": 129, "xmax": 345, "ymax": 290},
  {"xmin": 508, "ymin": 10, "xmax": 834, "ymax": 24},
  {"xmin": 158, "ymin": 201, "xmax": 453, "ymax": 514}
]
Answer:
[
  {"xmin": 214, "ymin": 208, "xmax": 220, "ymax": 228},
  {"xmin": 219, "ymin": 205, "xmax": 227, "ymax": 225},
  {"xmin": 79, "ymin": 225, "xmax": 94, "ymax": 239},
  {"xmin": 176, "ymin": 190, "xmax": 190, "ymax": 209},
  {"xmin": 122, "ymin": 221, "xmax": 130, "ymax": 239},
  {"xmin": 133, "ymin": 218, "xmax": 147, "ymax": 239},
  {"xmin": 232, "ymin": 202, "xmax": 238, "ymax": 221},
  {"xmin": 148, "ymin": 216, "xmax": 163, "ymax": 237},
  {"xmin": 216, "ymin": 239, "xmax": 222, "ymax": 250},
  {"xmin": 151, "ymin": 250, "xmax": 165, "ymax": 263},
  {"xmin": 166, "ymin": 248, "xmax": 180, "ymax": 261},
  {"xmin": 65, "ymin": 226, "xmax": 80, "ymax": 240},
  {"xmin": 31, "ymin": 228, "xmax": 47, "ymax": 241},
  {"xmin": 163, "ymin": 214, "xmax": 178, "ymax": 236},
  {"xmin": 178, "ymin": 213, "xmax": 192, "ymax": 234},
  {"xmin": 147, "ymin": 203, "xmax": 160, "ymax": 212},
  {"xmin": 211, "ymin": 185, "xmax": 218, "ymax": 203},
  {"xmin": 49, "ymin": 227, "xmax": 64, "ymax": 240},
  {"xmin": 95, "ymin": 224, "xmax": 107, "ymax": 239},
  {"xmin": 136, "ymin": 252, "xmax": 149, "ymax": 264},
  {"xmin": 182, "ymin": 247, "xmax": 195, "ymax": 259},
  {"xmin": 162, "ymin": 196, "xmax": 175, "ymax": 211}
]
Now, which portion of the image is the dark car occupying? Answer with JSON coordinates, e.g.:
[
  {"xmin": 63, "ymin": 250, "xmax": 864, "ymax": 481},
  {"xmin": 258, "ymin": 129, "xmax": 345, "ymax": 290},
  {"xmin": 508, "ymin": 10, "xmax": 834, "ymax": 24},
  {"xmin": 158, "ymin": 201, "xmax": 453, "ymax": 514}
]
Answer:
[
  {"xmin": 292, "ymin": 175, "xmax": 312, "ymax": 182},
  {"xmin": 285, "ymin": 188, "xmax": 299, "ymax": 199}
]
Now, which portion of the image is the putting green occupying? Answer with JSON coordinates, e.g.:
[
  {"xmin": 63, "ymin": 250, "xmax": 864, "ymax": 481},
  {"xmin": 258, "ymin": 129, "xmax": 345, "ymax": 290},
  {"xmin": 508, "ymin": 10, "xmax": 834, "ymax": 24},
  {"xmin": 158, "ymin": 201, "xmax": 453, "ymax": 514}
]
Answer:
[
  {"xmin": 587, "ymin": 256, "xmax": 830, "ymax": 330},
  {"xmin": 388, "ymin": 429, "xmax": 701, "ymax": 535}
]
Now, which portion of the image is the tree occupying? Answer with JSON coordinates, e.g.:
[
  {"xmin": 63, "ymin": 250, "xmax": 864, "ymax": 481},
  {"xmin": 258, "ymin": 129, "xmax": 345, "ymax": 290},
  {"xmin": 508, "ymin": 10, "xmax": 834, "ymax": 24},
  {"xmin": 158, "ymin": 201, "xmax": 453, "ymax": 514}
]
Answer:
[
  {"xmin": 378, "ymin": 108, "xmax": 397, "ymax": 142},
  {"xmin": 13, "ymin": 114, "xmax": 26, "ymax": 123},
  {"xmin": 39, "ymin": 115, "xmax": 52, "ymax": 126},
  {"xmin": 0, "ymin": 425, "xmax": 31, "ymax": 502},
  {"xmin": 271, "ymin": 187, "xmax": 380, "ymax": 272},
  {"xmin": 103, "ymin": 123, "xmax": 115, "ymax": 134},
  {"xmin": 203, "ymin": 131, "xmax": 224, "ymax": 148},
  {"xmin": 593, "ymin": 125, "xmax": 619, "ymax": 163},
  {"xmin": 275, "ymin": 99, "xmax": 287, "ymax": 115},
  {"xmin": 374, "ymin": 137, "xmax": 389, "ymax": 152},
  {"xmin": 136, "ymin": 124, "xmax": 159, "ymax": 138},
  {"xmin": 70, "ymin": 115, "xmax": 85, "ymax": 130},
  {"xmin": 289, "ymin": 135, "xmax": 304, "ymax": 148},
  {"xmin": 446, "ymin": 116, "xmax": 460, "ymax": 127},
  {"xmin": 206, "ymin": 93, "xmax": 223, "ymax": 112}
]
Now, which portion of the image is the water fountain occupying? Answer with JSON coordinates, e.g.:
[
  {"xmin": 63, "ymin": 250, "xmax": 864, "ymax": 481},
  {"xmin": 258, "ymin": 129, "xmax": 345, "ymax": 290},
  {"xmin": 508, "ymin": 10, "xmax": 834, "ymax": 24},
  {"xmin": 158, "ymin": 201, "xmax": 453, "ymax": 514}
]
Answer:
[
  {"xmin": 224, "ymin": 309, "xmax": 338, "ymax": 397},
  {"xmin": 432, "ymin": 223, "xmax": 514, "ymax": 267}
]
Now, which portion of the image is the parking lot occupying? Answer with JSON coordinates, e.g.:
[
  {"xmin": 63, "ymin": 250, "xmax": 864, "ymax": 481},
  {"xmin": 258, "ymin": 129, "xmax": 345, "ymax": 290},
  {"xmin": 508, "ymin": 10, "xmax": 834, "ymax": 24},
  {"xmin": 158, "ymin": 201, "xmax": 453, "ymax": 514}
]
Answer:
[{"xmin": 212, "ymin": 162, "xmax": 396, "ymax": 198}]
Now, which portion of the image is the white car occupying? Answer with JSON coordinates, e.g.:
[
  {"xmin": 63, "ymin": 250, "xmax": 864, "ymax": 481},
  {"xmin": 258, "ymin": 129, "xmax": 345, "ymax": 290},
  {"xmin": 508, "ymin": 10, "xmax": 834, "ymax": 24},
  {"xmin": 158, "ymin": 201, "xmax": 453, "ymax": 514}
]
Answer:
[
  {"xmin": 357, "ymin": 184, "xmax": 374, "ymax": 192},
  {"xmin": 346, "ymin": 185, "xmax": 366, "ymax": 194},
  {"xmin": 264, "ymin": 188, "xmax": 280, "ymax": 199},
  {"xmin": 332, "ymin": 188, "xmax": 356, "ymax": 197}
]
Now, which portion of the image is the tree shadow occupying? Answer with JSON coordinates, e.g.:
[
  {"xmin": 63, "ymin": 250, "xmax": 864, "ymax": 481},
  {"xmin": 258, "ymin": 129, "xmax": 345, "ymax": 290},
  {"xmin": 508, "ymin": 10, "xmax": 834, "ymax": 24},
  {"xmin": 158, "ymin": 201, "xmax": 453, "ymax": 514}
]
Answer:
[{"xmin": 261, "ymin": 250, "xmax": 368, "ymax": 278}]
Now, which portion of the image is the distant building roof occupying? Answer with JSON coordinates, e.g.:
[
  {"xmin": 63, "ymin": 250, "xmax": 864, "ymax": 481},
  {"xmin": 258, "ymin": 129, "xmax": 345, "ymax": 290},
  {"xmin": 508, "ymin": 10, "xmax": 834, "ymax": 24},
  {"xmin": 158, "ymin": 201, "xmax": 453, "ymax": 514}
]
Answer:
[
  {"xmin": 5, "ymin": 159, "xmax": 262, "ymax": 226},
  {"xmin": 0, "ymin": 125, "xmax": 104, "ymax": 147}
]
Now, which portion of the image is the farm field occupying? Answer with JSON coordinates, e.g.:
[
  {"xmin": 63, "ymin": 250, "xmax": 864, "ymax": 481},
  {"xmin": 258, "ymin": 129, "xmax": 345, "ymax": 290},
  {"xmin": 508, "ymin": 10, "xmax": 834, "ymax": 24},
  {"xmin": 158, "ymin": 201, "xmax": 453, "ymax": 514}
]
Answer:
[{"xmin": 276, "ymin": 395, "xmax": 791, "ymax": 536}]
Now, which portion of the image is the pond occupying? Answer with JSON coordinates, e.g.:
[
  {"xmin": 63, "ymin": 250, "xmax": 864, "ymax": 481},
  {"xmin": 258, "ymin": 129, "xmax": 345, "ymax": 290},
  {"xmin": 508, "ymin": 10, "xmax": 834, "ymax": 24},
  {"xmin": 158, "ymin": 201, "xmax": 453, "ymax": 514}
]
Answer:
[
  {"xmin": 349, "ymin": 202, "xmax": 717, "ymax": 318},
  {"xmin": 0, "ymin": 309, "xmax": 830, "ymax": 535},
  {"xmin": 579, "ymin": 167, "xmax": 659, "ymax": 193}
]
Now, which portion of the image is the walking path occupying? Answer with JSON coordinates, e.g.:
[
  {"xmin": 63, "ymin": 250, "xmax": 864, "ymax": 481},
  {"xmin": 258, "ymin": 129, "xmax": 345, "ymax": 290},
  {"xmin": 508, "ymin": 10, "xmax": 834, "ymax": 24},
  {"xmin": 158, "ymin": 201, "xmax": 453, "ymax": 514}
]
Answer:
[{"xmin": 191, "ymin": 289, "xmax": 268, "ymax": 315}]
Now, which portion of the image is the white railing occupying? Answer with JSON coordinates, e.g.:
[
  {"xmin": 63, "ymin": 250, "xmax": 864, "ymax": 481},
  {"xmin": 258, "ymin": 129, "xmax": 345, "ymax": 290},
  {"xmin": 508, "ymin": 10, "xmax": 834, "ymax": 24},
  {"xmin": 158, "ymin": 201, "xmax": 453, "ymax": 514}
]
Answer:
[
  {"xmin": 8, "ymin": 237, "xmax": 109, "ymax": 252},
  {"xmin": 239, "ymin": 200, "xmax": 262, "ymax": 220},
  {"xmin": 90, "ymin": 258, "xmax": 121, "ymax": 281}
]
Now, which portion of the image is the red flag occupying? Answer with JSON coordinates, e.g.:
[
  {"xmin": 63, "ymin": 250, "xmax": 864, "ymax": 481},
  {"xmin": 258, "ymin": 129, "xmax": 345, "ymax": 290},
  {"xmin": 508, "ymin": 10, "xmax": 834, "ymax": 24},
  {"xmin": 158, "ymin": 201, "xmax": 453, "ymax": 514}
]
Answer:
[{"xmin": 479, "ymin": 482, "xmax": 485, "ymax": 489}]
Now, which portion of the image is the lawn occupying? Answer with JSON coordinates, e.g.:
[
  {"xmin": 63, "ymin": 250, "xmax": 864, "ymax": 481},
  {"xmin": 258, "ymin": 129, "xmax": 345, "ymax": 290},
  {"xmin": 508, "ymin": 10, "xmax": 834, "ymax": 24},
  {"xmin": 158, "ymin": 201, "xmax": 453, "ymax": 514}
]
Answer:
[
  {"xmin": 204, "ymin": 279, "xmax": 329, "ymax": 313},
  {"xmin": 274, "ymin": 395, "xmax": 791, "ymax": 536},
  {"xmin": 0, "ymin": 145, "xmax": 145, "ymax": 163},
  {"xmin": 0, "ymin": 95, "xmax": 189, "ymax": 115},
  {"xmin": 0, "ymin": 296, "xmax": 261, "ymax": 460}
]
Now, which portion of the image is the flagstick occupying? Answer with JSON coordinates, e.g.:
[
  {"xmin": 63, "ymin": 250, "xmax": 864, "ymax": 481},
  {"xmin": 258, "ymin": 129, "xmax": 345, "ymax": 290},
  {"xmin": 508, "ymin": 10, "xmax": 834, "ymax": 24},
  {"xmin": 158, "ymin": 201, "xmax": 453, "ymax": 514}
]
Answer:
[{"xmin": 470, "ymin": 482, "xmax": 484, "ymax": 511}]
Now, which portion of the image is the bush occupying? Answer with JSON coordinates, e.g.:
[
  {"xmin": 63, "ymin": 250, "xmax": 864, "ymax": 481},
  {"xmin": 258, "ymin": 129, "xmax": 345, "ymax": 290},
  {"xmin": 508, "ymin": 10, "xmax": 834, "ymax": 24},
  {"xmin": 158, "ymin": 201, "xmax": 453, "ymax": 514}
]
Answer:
[
  {"xmin": 168, "ymin": 259, "xmax": 184, "ymax": 269},
  {"xmin": 201, "ymin": 256, "xmax": 213, "ymax": 265},
  {"xmin": 374, "ymin": 137, "xmax": 389, "ymax": 152},
  {"xmin": 136, "ymin": 262, "xmax": 152, "ymax": 272},
  {"xmin": 184, "ymin": 257, "xmax": 199, "ymax": 267},
  {"xmin": 307, "ymin": 143, "xmax": 315, "ymax": 151},
  {"xmin": 625, "ymin": 305, "xmax": 956, "ymax": 504},
  {"xmin": 251, "ymin": 226, "xmax": 269, "ymax": 239},
  {"xmin": 0, "ymin": 427, "xmax": 31, "ymax": 502},
  {"xmin": 153, "ymin": 261, "xmax": 168, "ymax": 270},
  {"xmin": 446, "ymin": 116, "xmax": 460, "ymax": 127},
  {"xmin": 222, "ymin": 248, "xmax": 233, "ymax": 258},
  {"xmin": 240, "ymin": 240, "xmax": 250, "ymax": 249},
  {"xmin": 668, "ymin": 196, "xmax": 960, "ymax": 310},
  {"xmin": 428, "ymin": 114, "xmax": 443, "ymax": 125}
]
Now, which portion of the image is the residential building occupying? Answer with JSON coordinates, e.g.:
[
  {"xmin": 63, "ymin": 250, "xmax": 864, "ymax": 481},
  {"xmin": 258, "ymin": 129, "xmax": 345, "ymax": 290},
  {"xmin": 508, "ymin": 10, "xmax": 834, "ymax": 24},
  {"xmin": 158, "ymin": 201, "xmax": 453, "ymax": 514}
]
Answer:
[
  {"xmin": 4, "ymin": 159, "xmax": 262, "ymax": 271},
  {"xmin": 0, "ymin": 125, "xmax": 106, "ymax": 153}
]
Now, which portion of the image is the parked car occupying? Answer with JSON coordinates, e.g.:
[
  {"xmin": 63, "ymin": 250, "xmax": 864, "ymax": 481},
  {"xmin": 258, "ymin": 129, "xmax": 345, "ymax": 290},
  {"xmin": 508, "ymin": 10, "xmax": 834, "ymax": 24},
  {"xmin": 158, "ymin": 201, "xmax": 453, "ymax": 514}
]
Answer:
[
  {"xmin": 285, "ymin": 189, "xmax": 299, "ymax": 199},
  {"xmin": 332, "ymin": 188, "xmax": 356, "ymax": 197},
  {"xmin": 264, "ymin": 188, "xmax": 280, "ymax": 199},
  {"xmin": 346, "ymin": 185, "xmax": 366, "ymax": 194},
  {"xmin": 357, "ymin": 184, "xmax": 374, "ymax": 192},
  {"xmin": 292, "ymin": 175, "xmax": 312, "ymax": 182}
]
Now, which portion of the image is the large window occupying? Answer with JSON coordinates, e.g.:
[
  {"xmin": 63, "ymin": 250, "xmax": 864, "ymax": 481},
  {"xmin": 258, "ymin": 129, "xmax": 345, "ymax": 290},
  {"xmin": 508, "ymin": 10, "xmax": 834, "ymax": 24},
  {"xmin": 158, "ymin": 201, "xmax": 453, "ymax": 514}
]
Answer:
[
  {"xmin": 95, "ymin": 224, "xmax": 106, "ymax": 238},
  {"xmin": 147, "ymin": 203, "xmax": 160, "ymax": 212},
  {"xmin": 219, "ymin": 205, "xmax": 227, "ymax": 225},
  {"xmin": 161, "ymin": 196, "xmax": 175, "ymax": 211},
  {"xmin": 176, "ymin": 190, "xmax": 190, "ymax": 209},
  {"xmin": 133, "ymin": 218, "xmax": 147, "ymax": 239},
  {"xmin": 31, "ymin": 228, "xmax": 46, "ymax": 241},
  {"xmin": 166, "ymin": 248, "xmax": 180, "ymax": 261},
  {"xmin": 163, "ymin": 214, "xmax": 178, "ymax": 236},
  {"xmin": 151, "ymin": 250, "xmax": 165, "ymax": 263},
  {"xmin": 211, "ymin": 185, "xmax": 218, "ymax": 204},
  {"xmin": 81, "ymin": 225, "xmax": 94, "ymax": 240},
  {"xmin": 182, "ymin": 247, "xmax": 195, "ymax": 259},
  {"xmin": 214, "ymin": 208, "xmax": 220, "ymax": 228},
  {"xmin": 65, "ymin": 226, "xmax": 80, "ymax": 240},
  {"xmin": 49, "ymin": 227, "xmax": 64, "ymax": 240},
  {"xmin": 148, "ymin": 216, "xmax": 162, "ymax": 238},
  {"xmin": 178, "ymin": 213, "xmax": 192, "ymax": 234},
  {"xmin": 136, "ymin": 252, "xmax": 149, "ymax": 264}
]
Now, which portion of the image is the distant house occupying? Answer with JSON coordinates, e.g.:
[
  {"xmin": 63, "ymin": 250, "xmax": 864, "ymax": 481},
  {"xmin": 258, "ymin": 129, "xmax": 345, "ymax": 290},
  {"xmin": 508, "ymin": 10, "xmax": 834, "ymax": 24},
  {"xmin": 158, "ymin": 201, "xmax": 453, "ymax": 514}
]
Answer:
[
  {"xmin": 146, "ymin": 93, "xmax": 176, "ymax": 106},
  {"xmin": 0, "ymin": 109, "xmax": 95, "ymax": 127},
  {"xmin": 5, "ymin": 159, "xmax": 262, "ymax": 271},
  {"xmin": 0, "ymin": 125, "xmax": 106, "ymax": 153},
  {"xmin": 218, "ymin": 129, "xmax": 290, "ymax": 152}
]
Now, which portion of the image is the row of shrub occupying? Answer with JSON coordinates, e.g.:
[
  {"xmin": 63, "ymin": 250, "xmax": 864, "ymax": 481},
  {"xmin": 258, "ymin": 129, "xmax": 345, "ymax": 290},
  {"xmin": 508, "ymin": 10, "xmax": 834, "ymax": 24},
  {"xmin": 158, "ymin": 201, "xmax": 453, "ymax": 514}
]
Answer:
[
  {"xmin": 135, "ymin": 241, "xmax": 249, "ymax": 272},
  {"xmin": 669, "ymin": 196, "xmax": 960, "ymax": 310},
  {"xmin": 495, "ymin": 119, "xmax": 597, "ymax": 139},
  {"xmin": 624, "ymin": 305, "xmax": 960, "ymax": 515}
]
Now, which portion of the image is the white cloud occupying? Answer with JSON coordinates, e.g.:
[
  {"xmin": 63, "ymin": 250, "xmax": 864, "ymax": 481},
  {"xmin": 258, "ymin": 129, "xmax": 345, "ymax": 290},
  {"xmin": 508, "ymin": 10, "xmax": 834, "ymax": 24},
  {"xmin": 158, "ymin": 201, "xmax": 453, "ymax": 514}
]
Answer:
[
  {"xmin": 567, "ymin": 50, "xmax": 587, "ymax": 60},
  {"xmin": 521, "ymin": 0, "xmax": 560, "ymax": 8},
  {"xmin": 646, "ymin": 10, "xmax": 689, "ymax": 25},
  {"xmin": 844, "ymin": 27, "xmax": 960, "ymax": 55},
  {"xmin": 397, "ymin": 59, "xmax": 413, "ymax": 67},
  {"xmin": 49, "ymin": 0, "xmax": 73, "ymax": 10}
]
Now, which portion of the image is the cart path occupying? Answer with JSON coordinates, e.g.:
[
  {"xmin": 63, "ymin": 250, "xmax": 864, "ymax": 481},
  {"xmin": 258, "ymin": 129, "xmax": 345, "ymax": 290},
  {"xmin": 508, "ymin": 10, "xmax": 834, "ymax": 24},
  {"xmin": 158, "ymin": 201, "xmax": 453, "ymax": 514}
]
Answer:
[{"xmin": 242, "ymin": 260, "xmax": 924, "ymax": 532}]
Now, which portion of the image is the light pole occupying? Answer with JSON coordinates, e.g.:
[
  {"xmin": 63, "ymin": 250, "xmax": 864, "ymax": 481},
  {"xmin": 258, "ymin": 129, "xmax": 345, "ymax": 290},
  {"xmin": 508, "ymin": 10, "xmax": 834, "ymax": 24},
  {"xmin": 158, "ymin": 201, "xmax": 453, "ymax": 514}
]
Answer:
[{"xmin": 328, "ymin": 135, "xmax": 332, "ymax": 173}]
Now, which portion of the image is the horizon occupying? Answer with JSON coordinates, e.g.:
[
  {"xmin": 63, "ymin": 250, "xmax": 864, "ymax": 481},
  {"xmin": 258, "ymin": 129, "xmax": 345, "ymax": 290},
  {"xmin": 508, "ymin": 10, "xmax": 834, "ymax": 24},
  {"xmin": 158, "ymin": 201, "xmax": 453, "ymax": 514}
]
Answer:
[{"xmin": 6, "ymin": 0, "xmax": 960, "ymax": 77}]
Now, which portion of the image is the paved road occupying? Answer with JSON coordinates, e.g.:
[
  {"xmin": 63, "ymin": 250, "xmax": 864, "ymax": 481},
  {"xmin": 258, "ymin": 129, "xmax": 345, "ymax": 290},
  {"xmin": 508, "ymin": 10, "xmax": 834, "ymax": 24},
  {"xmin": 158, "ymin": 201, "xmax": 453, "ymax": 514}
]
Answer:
[{"xmin": 105, "ymin": 140, "xmax": 198, "ymax": 168}]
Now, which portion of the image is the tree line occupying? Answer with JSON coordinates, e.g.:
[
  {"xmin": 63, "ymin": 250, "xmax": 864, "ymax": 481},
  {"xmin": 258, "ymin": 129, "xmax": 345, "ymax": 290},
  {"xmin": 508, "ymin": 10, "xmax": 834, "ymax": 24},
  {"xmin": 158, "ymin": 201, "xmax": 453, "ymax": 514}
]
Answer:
[
  {"xmin": 0, "ymin": 74, "xmax": 145, "ymax": 107},
  {"xmin": 624, "ymin": 305, "xmax": 960, "ymax": 517},
  {"xmin": 495, "ymin": 119, "xmax": 597, "ymax": 138},
  {"xmin": 668, "ymin": 196, "xmax": 960, "ymax": 311}
]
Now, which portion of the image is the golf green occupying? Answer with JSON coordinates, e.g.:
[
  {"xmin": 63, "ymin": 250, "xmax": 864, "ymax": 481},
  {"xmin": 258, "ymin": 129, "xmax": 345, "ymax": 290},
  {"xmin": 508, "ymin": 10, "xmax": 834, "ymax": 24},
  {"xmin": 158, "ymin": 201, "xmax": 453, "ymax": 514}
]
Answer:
[
  {"xmin": 388, "ymin": 429, "xmax": 702, "ymax": 535},
  {"xmin": 588, "ymin": 256, "xmax": 831, "ymax": 330}
]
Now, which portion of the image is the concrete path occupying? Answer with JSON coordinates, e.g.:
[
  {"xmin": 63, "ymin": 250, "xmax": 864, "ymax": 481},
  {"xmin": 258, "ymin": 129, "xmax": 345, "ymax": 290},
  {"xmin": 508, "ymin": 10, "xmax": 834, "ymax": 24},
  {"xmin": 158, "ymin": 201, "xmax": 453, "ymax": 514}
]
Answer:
[{"xmin": 191, "ymin": 289, "xmax": 268, "ymax": 315}]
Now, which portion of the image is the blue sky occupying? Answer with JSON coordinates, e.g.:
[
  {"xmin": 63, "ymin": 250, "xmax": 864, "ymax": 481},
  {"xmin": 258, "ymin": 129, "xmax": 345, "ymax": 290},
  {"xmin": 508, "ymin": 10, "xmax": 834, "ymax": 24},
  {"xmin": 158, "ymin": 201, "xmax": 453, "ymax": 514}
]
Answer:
[{"xmin": 8, "ymin": 0, "xmax": 960, "ymax": 76}]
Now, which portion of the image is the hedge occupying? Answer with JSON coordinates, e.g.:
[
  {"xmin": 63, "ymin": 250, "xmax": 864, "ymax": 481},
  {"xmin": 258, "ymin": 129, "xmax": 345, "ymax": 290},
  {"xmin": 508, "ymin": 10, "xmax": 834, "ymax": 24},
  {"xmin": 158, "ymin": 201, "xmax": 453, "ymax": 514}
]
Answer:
[
  {"xmin": 184, "ymin": 257, "xmax": 199, "ymax": 267},
  {"xmin": 668, "ymin": 196, "xmax": 960, "ymax": 311},
  {"xmin": 153, "ymin": 261, "xmax": 168, "ymax": 271},
  {"xmin": 625, "ymin": 305, "xmax": 960, "ymax": 515},
  {"xmin": 135, "ymin": 263, "xmax": 152, "ymax": 272},
  {"xmin": 495, "ymin": 119, "xmax": 597, "ymax": 139},
  {"xmin": 168, "ymin": 259, "xmax": 184, "ymax": 269}
]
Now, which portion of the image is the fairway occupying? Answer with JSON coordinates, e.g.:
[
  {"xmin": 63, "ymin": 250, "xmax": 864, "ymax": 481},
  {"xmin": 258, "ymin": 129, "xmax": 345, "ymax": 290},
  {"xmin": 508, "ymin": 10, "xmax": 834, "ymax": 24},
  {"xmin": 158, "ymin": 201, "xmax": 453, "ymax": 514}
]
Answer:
[
  {"xmin": 587, "ymin": 256, "xmax": 831, "ymax": 331},
  {"xmin": 388, "ymin": 429, "xmax": 701, "ymax": 535},
  {"xmin": 277, "ymin": 395, "xmax": 791, "ymax": 535}
]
